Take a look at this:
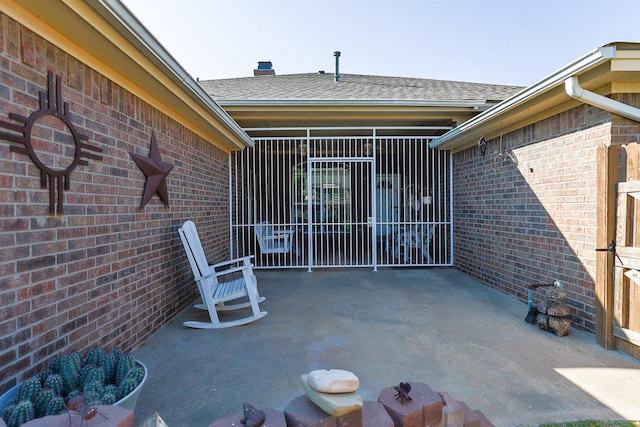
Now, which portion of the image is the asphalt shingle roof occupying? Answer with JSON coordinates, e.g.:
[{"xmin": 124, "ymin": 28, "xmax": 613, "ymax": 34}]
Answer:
[{"xmin": 199, "ymin": 73, "xmax": 524, "ymax": 102}]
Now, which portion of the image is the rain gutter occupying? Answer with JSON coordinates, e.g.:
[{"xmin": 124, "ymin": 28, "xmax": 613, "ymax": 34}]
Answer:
[
  {"xmin": 564, "ymin": 76, "xmax": 640, "ymax": 122},
  {"xmin": 429, "ymin": 45, "xmax": 617, "ymax": 150},
  {"xmin": 217, "ymin": 99, "xmax": 495, "ymax": 109},
  {"xmin": 87, "ymin": 0, "xmax": 254, "ymax": 148}
]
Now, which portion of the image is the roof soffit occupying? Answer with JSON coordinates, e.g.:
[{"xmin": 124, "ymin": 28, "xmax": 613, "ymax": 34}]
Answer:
[
  {"xmin": 5, "ymin": 0, "xmax": 252, "ymax": 151},
  {"xmin": 218, "ymin": 100, "xmax": 494, "ymax": 130},
  {"xmin": 430, "ymin": 43, "xmax": 640, "ymax": 152}
]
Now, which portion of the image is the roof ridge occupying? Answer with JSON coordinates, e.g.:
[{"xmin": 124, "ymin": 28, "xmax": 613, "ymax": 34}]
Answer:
[
  {"xmin": 199, "ymin": 72, "xmax": 524, "ymax": 101},
  {"xmin": 199, "ymin": 73, "xmax": 524, "ymax": 89}
]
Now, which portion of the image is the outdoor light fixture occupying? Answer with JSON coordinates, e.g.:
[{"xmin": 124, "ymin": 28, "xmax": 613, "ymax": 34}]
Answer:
[{"xmin": 478, "ymin": 137, "xmax": 487, "ymax": 156}]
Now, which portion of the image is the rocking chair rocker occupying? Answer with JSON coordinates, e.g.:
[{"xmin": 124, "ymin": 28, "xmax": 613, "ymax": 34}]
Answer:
[{"xmin": 178, "ymin": 220, "xmax": 267, "ymax": 329}]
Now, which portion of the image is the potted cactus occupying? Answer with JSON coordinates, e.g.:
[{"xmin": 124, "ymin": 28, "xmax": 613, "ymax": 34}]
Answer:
[{"xmin": 0, "ymin": 348, "xmax": 147, "ymax": 427}]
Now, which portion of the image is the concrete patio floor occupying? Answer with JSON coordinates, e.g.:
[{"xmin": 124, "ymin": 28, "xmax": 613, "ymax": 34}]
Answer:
[{"xmin": 131, "ymin": 268, "xmax": 640, "ymax": 427}]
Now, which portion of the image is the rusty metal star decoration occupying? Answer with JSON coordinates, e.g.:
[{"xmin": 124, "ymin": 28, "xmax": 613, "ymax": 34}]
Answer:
[{"xmin": 130, "ymin": 131, "xmax": 173, "ymax": 208}]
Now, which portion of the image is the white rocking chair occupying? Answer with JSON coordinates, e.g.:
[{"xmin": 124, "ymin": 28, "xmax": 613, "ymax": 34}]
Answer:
[
  {"xmin": 395, "ymin": 224, "xmax": 435, "ymax": 263},
  {"xmin": 178, "ymin": 220, "xmax": 267, "ymax": 329},
  {"xmin": 255, "ymin": 221, "xmax": 294, "ymax": 254}
]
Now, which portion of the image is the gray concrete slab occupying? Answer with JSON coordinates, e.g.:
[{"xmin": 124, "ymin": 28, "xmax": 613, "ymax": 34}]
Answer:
[{"xmin": 131, "ymin": 268, "xmax": 640, "ymax": 427}]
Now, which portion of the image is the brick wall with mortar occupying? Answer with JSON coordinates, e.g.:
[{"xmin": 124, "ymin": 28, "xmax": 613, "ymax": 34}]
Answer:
[
  {"xmin": 0, "ymin": 13, "xmax": 232, "ymax": 393},
  {"xmin": 451, "ymin": 101, "xmax": 640, "ymax": 334}
]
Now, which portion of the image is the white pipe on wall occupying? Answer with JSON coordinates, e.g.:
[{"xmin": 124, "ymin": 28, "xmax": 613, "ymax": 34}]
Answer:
[{"xmin": 564, "ymin": 76, "xmax": 640, "ymax": 123}]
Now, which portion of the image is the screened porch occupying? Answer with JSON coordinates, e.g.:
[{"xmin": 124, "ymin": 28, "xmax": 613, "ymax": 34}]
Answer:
[{"xmin": 229, "ymin": 127, "xmax": 452, "ymax": 270}]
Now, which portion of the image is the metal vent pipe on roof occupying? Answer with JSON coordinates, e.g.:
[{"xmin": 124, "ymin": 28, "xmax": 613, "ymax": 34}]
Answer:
[{"xmin": 334, "ymin": 51, "xmax": 341, "ymax": 82}]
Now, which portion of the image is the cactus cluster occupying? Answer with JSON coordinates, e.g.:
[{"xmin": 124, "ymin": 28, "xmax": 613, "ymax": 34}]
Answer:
[{"xmin": 1, "ymin": 348, "xmax": 144, "ymax": 427}]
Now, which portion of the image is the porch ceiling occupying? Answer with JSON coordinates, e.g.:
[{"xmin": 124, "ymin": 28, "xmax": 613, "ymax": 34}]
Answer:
[{"xmin": 218, "ymin": 102, "xmax": 486, "ymax": 134}]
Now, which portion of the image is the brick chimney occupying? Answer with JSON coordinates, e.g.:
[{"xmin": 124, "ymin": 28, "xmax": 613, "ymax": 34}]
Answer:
[{"xmin": 254, "ymin": 61, "xmax": 275, "ymax": 76}]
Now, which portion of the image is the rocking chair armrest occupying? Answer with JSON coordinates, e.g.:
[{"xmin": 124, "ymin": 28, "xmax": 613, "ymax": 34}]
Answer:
[
  {"xmin": 195, "ymin": 272, "xmax": 219, "ymax": 282},
  {"xmin": 196, "ymin": 264, "xmax": 254, "ymax": 282},
  {"xmin": 209, "ymin": 255, "xmax": 254, "ymax": 270}
]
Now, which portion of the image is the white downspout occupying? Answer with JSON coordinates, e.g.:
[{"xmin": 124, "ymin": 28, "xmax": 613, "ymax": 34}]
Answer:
[{"xmin": 565, "ymin": 76, "xmax": 640, "ymax": 122}]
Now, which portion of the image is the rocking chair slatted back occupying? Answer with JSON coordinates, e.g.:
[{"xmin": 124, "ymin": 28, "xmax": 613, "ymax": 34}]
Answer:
[{"xmin": 179, "ymin": 219, "xmax": 210, "ymax": 279}]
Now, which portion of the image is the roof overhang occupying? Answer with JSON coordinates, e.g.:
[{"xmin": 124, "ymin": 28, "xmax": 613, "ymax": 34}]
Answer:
[
  {"xmin": 430, "ymin": 42, "xmax": 640, "ymax": 153},
  {"xmin": 217, "ymin": 99, "xmax": 499, "ymax": 134},
  {"xmin": 3, "ymin": 0, "xmax": 253, "ymax": 151}
]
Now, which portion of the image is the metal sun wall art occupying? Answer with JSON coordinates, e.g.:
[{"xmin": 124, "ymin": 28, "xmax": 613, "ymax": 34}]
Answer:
[
  {"xmin": 0, "ymin": 70, "xmax": 103, "ymax": 214},
  {"xmin": 129, "ymin": 131, "xmax": 174, "ymax": 208},
  {"xmin": 0, "ymin": 70, "xmax": 174, "ymax": 213}
]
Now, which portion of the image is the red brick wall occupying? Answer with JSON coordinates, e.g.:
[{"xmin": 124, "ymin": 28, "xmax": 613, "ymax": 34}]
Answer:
[
  {"xmin": 0, "ymin": 13, "xmax": 232, "ymax": 393},
  {"xmin": 452, "ymin": 104, "xmax": 614, "ymax": 334},
  {"xmin": 611, "ymin": 94, "xmax": 640, "ymax": 147}
]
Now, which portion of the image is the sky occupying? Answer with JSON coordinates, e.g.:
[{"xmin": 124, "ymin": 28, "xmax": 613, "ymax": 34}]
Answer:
[{"xmin": 122, "ymin": 0, "xmax": 640, "ymax": 87}]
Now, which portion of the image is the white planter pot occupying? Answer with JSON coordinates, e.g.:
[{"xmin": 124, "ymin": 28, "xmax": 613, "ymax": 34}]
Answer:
[
  {"xmin": 0, "ymin": 360, "xmax": 147, "ymax": 414},
  {"xmin": 0, "ymin": 384, "xmax": 19, "ymax": 412},
  {"xmin": 115, "ymin": 360, "xmax": 147, "ymax": 410}
]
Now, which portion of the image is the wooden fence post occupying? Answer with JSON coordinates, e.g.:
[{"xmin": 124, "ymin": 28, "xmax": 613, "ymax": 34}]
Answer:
[{"xmin": 595, "ymin": 143, "xmax": 619, "ymax": 349}]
